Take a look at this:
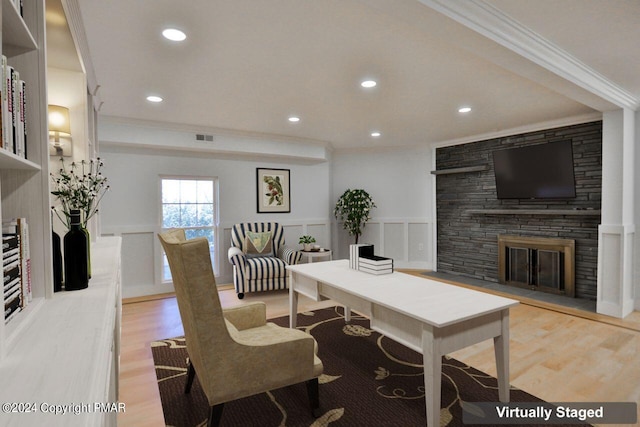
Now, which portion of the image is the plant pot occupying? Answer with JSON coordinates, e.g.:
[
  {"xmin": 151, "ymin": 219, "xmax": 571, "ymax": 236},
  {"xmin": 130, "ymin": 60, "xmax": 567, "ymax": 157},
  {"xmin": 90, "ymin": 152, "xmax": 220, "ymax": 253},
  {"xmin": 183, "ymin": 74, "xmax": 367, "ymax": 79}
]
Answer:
[{"xmin": 303, "ymin": 243, "xmax": 312, "ymax": 251}]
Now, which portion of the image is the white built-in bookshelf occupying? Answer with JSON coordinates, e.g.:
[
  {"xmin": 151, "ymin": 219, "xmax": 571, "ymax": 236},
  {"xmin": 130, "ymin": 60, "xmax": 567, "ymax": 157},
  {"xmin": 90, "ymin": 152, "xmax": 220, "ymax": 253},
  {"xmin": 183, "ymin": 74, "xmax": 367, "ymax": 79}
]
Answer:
[
  {"xmin": 1, "ymin": 0, "xmax": 52, "ymax": 356},
  {"xmin": 1, "ymin": 4, "xmax": 122, "ymax": 425}
]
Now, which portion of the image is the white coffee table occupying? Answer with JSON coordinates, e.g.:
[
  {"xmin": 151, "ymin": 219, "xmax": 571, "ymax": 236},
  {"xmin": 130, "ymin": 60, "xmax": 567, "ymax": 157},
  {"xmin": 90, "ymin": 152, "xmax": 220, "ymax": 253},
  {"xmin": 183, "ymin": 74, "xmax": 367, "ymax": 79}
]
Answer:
[{"xmin": 287, "ymin": 260, "xmax": 519, "ymax": 427}]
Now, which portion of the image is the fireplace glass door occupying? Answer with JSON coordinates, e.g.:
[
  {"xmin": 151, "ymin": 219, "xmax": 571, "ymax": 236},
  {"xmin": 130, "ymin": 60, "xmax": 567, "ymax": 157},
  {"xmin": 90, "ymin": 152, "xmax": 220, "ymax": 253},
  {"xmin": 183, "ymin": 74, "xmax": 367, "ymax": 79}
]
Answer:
[
  {"xmin": 536, "ymin": 250, "xmax": 562, "ymax": 290},
  {"xmin": 507, "ymin": 247, "xmax": 530, "ymax": 284}
]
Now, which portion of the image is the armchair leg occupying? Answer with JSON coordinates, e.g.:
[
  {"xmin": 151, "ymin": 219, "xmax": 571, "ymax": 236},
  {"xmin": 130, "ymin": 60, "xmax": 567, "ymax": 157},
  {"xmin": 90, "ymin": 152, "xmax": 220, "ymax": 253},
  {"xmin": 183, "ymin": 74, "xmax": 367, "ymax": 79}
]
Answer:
[
  {"xmin": 237, "ymin": 292, "xmax": 244, "ymax": 299},
  {"xmin": 306, "ymin": 377, "xmax": 321, "ymax": 418},
  {"xmin": 207, "ymin": 404, "xmax": 224, "ymax": 427},
  {"xmin": 185, "ymin": 360, "xmax": 196, "ymax": 394}
]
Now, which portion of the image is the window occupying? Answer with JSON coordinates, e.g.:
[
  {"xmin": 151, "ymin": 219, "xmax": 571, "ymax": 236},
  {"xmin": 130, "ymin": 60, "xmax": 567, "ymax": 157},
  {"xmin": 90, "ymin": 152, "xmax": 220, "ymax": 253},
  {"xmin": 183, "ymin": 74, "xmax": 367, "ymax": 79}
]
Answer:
[{"xmin": 161, "ymin": 177, "xmax": 218, "ymax": 281}]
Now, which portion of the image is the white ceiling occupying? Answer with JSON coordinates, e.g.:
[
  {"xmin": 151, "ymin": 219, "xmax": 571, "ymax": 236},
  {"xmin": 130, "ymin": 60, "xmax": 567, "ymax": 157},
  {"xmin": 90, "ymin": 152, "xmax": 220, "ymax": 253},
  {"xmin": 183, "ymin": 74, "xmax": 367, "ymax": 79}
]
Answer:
[{"xmin": 69, "ymin": 0, "xmax": 640, "ymax": 151}]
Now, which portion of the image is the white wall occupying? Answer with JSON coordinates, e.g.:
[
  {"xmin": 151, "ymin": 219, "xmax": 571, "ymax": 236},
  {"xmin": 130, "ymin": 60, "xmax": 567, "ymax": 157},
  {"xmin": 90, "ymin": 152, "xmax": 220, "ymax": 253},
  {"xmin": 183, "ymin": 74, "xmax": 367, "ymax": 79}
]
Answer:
[
  {"xmin": 48, "ymin": 67, "xmax": 89, "ymax": 237},
  {"xmin": 99, "ymin": 144, "xmax": 331, "ymax": 298},
  {"xmin": 636, "ymin": 109, "xmax": 640, "ymax": 311},
  {"xmin": 330, "ymin": 147, "xmax": 434, "ymax": 268}
]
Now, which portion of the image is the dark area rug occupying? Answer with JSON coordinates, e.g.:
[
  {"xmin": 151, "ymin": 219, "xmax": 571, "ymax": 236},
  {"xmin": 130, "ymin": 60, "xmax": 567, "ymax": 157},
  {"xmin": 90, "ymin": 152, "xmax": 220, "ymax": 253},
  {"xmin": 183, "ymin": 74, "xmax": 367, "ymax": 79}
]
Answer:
[{"xmin": 152, "ymin": 306, "xmax": 586, "ymax": 426}]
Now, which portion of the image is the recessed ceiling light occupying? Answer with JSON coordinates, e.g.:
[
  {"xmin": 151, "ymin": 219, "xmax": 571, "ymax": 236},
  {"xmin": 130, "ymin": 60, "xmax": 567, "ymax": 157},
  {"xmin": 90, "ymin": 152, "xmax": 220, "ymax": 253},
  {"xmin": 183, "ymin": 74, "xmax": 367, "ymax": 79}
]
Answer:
[
  {"xmin": 361, "ymin": 80, "xmax": 377, "ymax": 88},
  {"xmin": 371, "ymin": 132, "xmax": 381, "ymax": 137},
  {"xmin": 162, "ymin": 28, "xmax": 187, "ymax": 41},
  {"xmin": 458, "ymin": 106, "xmax": 472, "ymax": 113},
  {"xmin": 146, "ymin": 95, "xmax": 163, "ymax": 103},
  {"xmin": 288, "ymin": 116, "xmax": 300, "ymax": 123}
]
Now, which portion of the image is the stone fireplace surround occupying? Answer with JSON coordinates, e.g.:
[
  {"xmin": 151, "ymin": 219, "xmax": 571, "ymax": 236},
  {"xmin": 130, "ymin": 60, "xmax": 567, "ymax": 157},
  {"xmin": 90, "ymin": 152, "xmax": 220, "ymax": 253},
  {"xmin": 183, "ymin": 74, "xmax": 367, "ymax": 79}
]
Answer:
[{"xmin": 435, "ymin": 121, "xmax": 602, "ymax": 300}]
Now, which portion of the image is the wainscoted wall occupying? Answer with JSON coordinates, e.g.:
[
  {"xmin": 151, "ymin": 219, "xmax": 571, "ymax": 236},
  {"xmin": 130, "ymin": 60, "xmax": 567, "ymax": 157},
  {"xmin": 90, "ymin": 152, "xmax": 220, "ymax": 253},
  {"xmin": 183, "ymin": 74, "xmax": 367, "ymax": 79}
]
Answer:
[
  {"xmin": 333, "ymin": 218, "xmax": 434, "ymax": 270},
  {"xmin": 106, "ymin": 216, "xmax": 434, "ymax": 298},
  {"xmin": 435, "ymin": 121, "xmax": 603, "ymax": 299},
  {"xmin": 103, "ymin": 220, "xmax": 332, "ymax": 298}
]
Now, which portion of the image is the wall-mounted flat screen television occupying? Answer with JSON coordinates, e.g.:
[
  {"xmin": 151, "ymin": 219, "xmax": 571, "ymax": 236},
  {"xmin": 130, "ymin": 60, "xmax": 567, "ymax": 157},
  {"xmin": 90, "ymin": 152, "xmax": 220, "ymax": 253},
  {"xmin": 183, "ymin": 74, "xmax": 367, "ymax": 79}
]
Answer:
[{"xmin": 492, "ymin": 141, "xmax": 576, "ymax": 199}]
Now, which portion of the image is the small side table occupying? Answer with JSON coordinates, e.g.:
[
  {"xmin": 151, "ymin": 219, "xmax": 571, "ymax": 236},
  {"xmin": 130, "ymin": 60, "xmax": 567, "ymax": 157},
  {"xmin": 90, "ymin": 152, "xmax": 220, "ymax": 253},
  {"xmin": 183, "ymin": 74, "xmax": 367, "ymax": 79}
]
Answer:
[{"xmin": 300, "ymin": 250, "xmax": 332, "ymax": 263}]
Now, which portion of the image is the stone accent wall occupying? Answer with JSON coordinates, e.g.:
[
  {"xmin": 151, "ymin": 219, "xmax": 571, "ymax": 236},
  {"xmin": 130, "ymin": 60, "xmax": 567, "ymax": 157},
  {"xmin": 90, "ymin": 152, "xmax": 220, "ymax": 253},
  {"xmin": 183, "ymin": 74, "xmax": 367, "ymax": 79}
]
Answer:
[{"xmin": 435, "ymin": 121, "xmax": 602, "ymax": 299}]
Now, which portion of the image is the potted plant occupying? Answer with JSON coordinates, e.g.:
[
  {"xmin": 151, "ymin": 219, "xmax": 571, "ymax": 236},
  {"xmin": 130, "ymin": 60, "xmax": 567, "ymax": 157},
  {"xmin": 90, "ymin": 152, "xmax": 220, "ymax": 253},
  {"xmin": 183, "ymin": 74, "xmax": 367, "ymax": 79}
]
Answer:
[
  {"xmin": 299, "ymin": 235, "xmax": 316, "ymax": 251},
  {"xmin": 334, "ymin": 189, "xmax": 376, "ymax": 244}
]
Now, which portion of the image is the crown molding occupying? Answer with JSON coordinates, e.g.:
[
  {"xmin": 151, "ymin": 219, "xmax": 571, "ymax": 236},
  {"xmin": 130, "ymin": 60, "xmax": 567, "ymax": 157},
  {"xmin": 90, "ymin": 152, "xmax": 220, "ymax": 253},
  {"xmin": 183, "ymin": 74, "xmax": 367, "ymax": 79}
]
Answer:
[
  {"xmin": 420, "ymin": 0, "xmax": 639, "ymax": 111},
  {"xmin": 432, "ymin": 112, "xmax": 603, "ymax": 149}
]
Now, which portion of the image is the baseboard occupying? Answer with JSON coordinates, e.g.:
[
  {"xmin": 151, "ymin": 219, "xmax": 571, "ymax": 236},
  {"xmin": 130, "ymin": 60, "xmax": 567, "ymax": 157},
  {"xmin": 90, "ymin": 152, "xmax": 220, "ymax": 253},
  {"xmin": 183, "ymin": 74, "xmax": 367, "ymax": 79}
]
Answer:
[{"xmin": 123, "ymin": 283, "xmax": 235, "ymax": 304}]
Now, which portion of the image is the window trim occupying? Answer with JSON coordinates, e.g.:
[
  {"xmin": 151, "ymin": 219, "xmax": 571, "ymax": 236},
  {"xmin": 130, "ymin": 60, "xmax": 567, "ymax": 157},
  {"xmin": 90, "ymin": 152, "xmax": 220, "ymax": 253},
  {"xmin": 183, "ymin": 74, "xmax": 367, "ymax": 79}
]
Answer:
[{"xmin": 158, "ymin": 175, "xmax": 220, "ymax": 283}]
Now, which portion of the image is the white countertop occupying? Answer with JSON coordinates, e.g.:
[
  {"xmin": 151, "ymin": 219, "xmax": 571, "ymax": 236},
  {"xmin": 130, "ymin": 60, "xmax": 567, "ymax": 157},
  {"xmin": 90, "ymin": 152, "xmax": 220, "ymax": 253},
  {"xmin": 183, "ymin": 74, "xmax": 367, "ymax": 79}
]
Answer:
[{"xmin": 0, "ymin": 237, "xmax": 122, "ymax": 427}]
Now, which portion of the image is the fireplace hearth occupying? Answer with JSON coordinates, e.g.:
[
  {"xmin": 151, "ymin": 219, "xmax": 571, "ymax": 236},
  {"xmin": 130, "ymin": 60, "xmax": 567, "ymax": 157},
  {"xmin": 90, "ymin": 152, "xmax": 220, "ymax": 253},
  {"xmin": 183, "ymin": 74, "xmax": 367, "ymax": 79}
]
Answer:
[{"xmin": 498, "ymin": 235, "xmax": 575, "ymax": 297}]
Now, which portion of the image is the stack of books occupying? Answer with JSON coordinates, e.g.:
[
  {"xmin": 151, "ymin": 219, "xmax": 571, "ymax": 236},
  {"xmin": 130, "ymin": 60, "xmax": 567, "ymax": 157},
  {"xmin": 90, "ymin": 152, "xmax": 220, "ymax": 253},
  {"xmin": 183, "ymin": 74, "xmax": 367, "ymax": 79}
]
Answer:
[
  {"xmin": 358, "ymin": 254, "xmax": 394, "ymax": 275},
  {"xmin": 349, "ymin": 244, "xmax": 394, "ymax": 275},
  {"xmin": 1, "ymin": 55, "xmax": 28, "ymax": 159},
  {"xmin": 3, "ymin": 234, "xmax": 21, "ymax": 323},
  {"xmin": 3, "ymin": 218, "xmax": 30, "ymax": 324}
]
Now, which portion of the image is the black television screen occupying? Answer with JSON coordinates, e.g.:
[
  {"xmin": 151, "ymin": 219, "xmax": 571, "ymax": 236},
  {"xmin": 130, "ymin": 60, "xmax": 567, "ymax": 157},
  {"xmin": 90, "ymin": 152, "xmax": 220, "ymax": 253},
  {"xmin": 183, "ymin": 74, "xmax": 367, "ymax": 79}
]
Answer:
[{"xmin": 492, "ymin": 141, "xmax": 576, "ymax": 199}]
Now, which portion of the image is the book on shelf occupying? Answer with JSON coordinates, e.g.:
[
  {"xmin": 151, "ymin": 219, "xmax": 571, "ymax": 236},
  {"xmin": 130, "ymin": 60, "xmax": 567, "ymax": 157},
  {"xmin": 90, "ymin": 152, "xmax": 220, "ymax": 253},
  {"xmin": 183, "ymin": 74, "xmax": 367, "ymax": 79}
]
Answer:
[
  {"xmin": 2, "ymin": 56, "xmax": 12, "ymax": 152},
  {"xmin": 3, "ymin": 264, "xmax": 20, "ymax": 286},
  {"xmin": 2, "ymin": 218, "xmax": 31, "ymax": 311},
  {"xmin": 3, "ymin": 251, "xmax": 22, "ymax": 322},
  {"xmin": 11, "ymin": 67, "xmax": 17, "ymax": 155},
  {"xmin": 2, "ymin": 234, "xmax": 19, "ymax": 251},
  {"xmin": 19, "ymin": 79, "xmax": 26, "ymax": 158},
  {"xmin": 4, "ymin": 292, "xmax": 21, "ymax": 324},
  {"xmin": 0, "ymin": 56, "xmax": 27, "ymax": 159},
  {"xmin": 0, "ymin": 89, "xmax": 3, "ymax": 149},
  {"xmin": 4, "ymin": 277, "xmax": 20, "ymax": 299},
  {"xmin": 3, "ymin": 251, "xmax": 19, "ymax": 266}
]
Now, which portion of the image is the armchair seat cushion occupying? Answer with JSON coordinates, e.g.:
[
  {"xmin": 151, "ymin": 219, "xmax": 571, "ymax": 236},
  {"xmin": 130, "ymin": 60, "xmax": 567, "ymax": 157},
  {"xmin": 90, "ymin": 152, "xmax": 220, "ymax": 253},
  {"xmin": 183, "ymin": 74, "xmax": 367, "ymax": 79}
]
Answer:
[
  {"xmin": 225, "ymin": 320, "xmax": 324, "ymax": 378},
  {"xmin": 246, "ymin": 256, "xmax": 287, "ymax": 280}
]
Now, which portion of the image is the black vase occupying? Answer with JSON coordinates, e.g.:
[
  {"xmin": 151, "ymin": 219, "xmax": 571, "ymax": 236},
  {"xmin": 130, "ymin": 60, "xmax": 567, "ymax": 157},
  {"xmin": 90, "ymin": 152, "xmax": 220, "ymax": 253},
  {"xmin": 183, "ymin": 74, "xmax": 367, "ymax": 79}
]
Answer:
[
  {"xmin": 64, "ymin": 209, "xmax": 88, "ymax": 291},
  {"xmin": 52, "ymin": 228, "xmax": 63, "ymax": 292}
]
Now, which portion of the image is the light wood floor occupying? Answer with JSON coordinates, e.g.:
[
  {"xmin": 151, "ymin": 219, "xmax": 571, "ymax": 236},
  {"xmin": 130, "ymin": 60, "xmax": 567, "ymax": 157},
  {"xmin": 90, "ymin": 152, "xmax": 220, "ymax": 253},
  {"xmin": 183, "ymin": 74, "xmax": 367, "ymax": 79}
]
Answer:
[{"xmin": 118, "ymin": 278, "xmax": 640, "ymax": 427}]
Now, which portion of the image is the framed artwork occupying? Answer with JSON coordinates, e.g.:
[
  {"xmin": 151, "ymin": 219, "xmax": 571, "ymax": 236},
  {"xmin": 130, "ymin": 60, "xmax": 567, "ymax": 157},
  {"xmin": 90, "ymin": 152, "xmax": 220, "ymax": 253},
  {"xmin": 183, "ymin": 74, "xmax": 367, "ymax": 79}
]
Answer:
[{"xmin": 256, "ymin": 168, "xmax": 291, "ymax": 213}]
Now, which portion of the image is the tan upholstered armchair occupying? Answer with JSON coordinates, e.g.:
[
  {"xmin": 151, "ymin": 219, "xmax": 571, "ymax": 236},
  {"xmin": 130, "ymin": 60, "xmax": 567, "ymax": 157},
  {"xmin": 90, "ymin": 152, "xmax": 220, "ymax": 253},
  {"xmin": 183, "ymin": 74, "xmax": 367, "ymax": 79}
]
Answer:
[{"xmin": 158, "ymin": 229, "xmax": 323, "ymax": 426}]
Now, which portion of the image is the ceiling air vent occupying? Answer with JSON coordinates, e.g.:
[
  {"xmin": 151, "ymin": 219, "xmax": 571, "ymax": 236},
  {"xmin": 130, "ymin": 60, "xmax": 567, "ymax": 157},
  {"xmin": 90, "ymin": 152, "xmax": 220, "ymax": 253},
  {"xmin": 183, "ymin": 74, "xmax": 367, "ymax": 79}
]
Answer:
[{"xmin": 195, "ymin": 134, "xmax": 214, "ymax": 142}]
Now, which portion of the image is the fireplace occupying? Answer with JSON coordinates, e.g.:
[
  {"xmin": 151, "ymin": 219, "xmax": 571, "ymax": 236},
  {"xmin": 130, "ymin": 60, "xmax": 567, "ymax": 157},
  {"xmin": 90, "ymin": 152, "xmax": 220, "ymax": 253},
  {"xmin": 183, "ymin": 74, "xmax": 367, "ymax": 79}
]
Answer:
[{"xmin": 498, "ymin": 235, "xmax": 575, "ymax": 297}]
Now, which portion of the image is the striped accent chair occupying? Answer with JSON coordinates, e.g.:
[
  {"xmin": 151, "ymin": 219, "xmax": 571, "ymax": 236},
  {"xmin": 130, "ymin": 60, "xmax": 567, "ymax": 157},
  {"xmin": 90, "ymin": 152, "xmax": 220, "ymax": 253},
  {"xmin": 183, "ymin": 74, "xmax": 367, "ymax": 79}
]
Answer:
[{"xmin": 228, "ymin": 223, "xmax": 302, "ymax": 299}]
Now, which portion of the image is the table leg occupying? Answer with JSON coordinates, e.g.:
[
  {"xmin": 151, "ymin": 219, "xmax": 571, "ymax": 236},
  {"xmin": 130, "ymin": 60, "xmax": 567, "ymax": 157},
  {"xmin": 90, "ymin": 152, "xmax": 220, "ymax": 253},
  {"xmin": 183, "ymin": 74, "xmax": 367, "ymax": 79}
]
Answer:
[
  {"xmin": 344, "ymin": 306, "xmax": 351, "ymax": 322},
  {"xmin": 493, "ymin": 309, "xmax": 510, "ymax": 402},
  {"xmin": 289, "ymin": 282, "xmax": 299, "ymax": 329},
  {"xmin": 422, "ymin": 326, "xmax": 442, "ymax": 427}
]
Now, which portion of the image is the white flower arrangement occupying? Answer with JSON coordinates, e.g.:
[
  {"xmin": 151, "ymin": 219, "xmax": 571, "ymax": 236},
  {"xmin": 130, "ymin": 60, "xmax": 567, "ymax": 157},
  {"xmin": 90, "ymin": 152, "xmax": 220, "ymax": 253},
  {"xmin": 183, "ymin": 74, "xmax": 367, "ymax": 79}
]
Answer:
[{"xmin": 50, "ymin": 157, "xmax": 110, "ymax": 228}]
